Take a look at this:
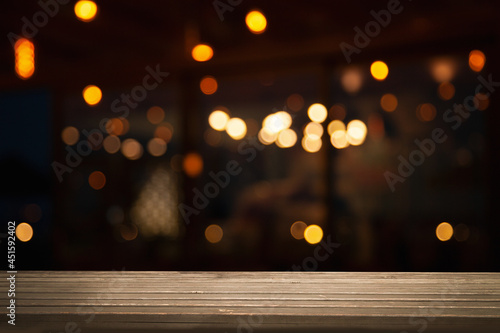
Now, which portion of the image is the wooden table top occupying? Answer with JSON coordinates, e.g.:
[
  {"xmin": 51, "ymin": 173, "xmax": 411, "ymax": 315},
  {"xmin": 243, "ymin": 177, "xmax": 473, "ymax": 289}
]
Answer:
[{"xmin": 1, "ymin": 271, "xmax": 499, "ymax": 332}]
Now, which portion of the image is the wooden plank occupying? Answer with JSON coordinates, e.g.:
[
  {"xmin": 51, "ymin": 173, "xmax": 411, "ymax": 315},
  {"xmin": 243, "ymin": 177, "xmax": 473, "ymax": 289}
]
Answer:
[
  {"xmin": 5, "ymin": 271, "xmax": 500, "ymax": 278},
  {"xmin": 9, "ymin": 293, "xmax": 500, "ymax": 301}
]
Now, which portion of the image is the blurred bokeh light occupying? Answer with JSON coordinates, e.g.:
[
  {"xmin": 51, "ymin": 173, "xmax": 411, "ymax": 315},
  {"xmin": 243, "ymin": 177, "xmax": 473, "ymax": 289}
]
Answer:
[
  {"xmin": 147, "ymin": 106, "xmax": 165, "ymax": 125},
  {"xmin": 82, "ymin": 85, "xmax": 102, "ymax": 106},
  {"xmin": 380, "ymin": 93, "xmax": 398, "ymax": 112},
  {"xmin": 14, "ymin": 38, "xmax": 34, "ymax": 79},
  {"xmin": 183, "ymin": 152, "xmax": 204, "ymax": 177},
  {"xmin": 88, "ymin": 171, "xmax": 106, "ymax": 190},
  {"xmin": 469, "ymin": 50, "xmax": 486, "ymax": 72},
  {"xmin": 192, "ymin": 44, "xmax": 213, "ymax": 62},
  {"xmin": 74, "ymin": 0, "xmax": 98, "ymax": 22},
  {"xmin": 209, "ymin": 110, "xmax": 230, "ymax": 131},
  {"xmin": 290, "ymin": 221, "xmax": 307, "ymax": 240},
  {"xmin": 304, "ymin": 225, "xmax": 323, "ymax": 244},
  {"xmin": 370, "ymin": 61, "xmax": 389, "ymax": 81},
  {"xmin": 245, "ymin": 10, "xmax": 267, "ymax": 34},
  {"xmin": 200, "ymin": 76, "xmax": 218, "ymax": 95},
  {"xmin": 205, "ymin": 224, "xmax": 224, "ymax": 243},
  {"xmin": 226, "ymin": 118, "xmax": 247, "ymax": 140},
  {"xmin": 436, "ymin": 222, "xmax": 454, "ymax": 242},
  {"xmin": 16, "ymin": 223, "xmax": 34, "ymax": 242},
  {"xmin": 307, "ymin": 103, "xmax": 328, "ymax": 123}
]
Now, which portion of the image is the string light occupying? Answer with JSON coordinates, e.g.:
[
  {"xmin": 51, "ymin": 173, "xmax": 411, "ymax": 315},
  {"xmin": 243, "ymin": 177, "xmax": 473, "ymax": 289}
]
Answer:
[
  {"xmin": 245, "ymin": 10, "xmax": 267, "ymax": 34},
  {"xmin": 192, "ymin": 44, "xmax": 213, "ymax": 62},
  {"xmin": 14, "ymin": 38, "xmax": 35, "ymax": 79},
  {"xmin": 83, "ymin": 85, "xmax": 102, "ymax": 106},
  {"xmin": 304, "ymin": 225, "xmax": 323, "ymax": 244},
  {"xmin": 370, "ymin": 61, "xmax": 389, "ymax": 81},
  {"xmin": 74, "ymin": 1, "xmax": 98, "ymax": 22}
]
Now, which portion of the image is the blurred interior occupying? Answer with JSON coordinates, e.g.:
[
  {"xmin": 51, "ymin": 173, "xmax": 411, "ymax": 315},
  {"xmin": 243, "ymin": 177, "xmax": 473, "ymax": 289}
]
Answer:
[{"xmin": 1, "ymin": 0, "xmax": 499, "ymax": 271}]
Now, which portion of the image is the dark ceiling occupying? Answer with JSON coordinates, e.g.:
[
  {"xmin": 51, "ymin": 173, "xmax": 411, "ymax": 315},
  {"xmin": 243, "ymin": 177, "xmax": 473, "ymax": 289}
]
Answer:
[{"xmin": 2, "ymin": 0, "xmax": 499, "ymax": 90}]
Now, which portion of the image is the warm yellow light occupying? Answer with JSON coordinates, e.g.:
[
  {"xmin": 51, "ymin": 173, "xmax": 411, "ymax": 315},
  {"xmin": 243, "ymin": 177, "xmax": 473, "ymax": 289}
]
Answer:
[
  {"xmin": 370, "ymin": 61, "xmax": 389, "ymax": 81},
  {"xmin": 209, "ymin": 110, "xmax": 230, "ymax": 131},
  {"xmin": 15, "ymin": 38, "xmax": 35, "ymax": 79},
  {"xmin": 192, "ymin": 44, "xmax": 213, "ymax": 62},
  {"xmin": 88, "ymin": 171, "xmax": 106, "ymax": 190},
  {"xmin": 416, "ymin": 103, "xmax": 437, "ymax": 122},
  {"xmin": 183, "ymin": 152, "xmax": 204, "ymax": 178},
  {"xmin": 331, "ymin": 130, "xmax": 349, "ymax": 149},
  {"xmin": 327, "ymin": 120, "xmax": 346, "ymax": 136},
  {"xmin": 16, "ymin": 223, "xmax": 33, "ymax": 242},
  {"xmin": 226, "ymin": 118, "xmax": 247, "ymax": 140},
  {"xmin": 147, "ymin": 106, "xmax": 165, "ymax": 124},
  {"xmin": 276, "ymin": 129, "xmax": 297, "ymax": 148},
  {"xmin": 61, "ymin": 126, "xmax": 79, "ymax": 145},
  {"xmin": 275, "ymin": 111, "xmax": 292, "ymax": 129},
  {"xmin": 380, "ymin": 93, "xmax": 398, "ymax": 112},
  {"xmin": 147, "ymin": 138, "xmax": 167, "ymax": 157},
  {"xmin": 74, "ymin": 1, "xmax": 98, "ymax": 22},
  {"xmin": 82, "ymin": 85, "xmax": 102, "ymax": 106},
  {"xmin": 302, "ymin": 135, "xmax": 322, "ymax": 153},
  {"xmin": 341, "ymin": 67, "xmax": 363, "ymax": 93},
  {"xmin": 205, "ymin": 224, "xmax": 223, "ymax": 244},
  {"xmin": 430, "ymin": 59, "xmax": 455, "ymax": 82},
  {"xmin": 346, "ymin": 120, "xmax": 367, "ymax": 146},
  {"xmin": 436, "ymin": 222, "xmax": 453, "ymax": 241},
  {"xmin": 304, "ymin": 225, "xmax": 323, "ymax": 244},
  {"xmin": 15, "ymin": 39, "xmax": 34, "ymax": 52},
  {"xmin": 469, "ymin": 50, "xmax": 485, "ymax": 72},
  {"xmin": 290, "ymin": 221, "xmax": 307, "ymax": 240},
  {"xmin": 103, "ymin": 135, "xmax": 121, "ymax": 154},
  {"xmin": 200, "ymin": 76, "xmax": 218, "ymax": 95},
  {"xmin": 121, "ymin": 138, "xmax": 143, "ymax": 160},
  {"xmin": 258, "ymin": 128, "xmax": 278, "ymax": 145},
  {"xmin": 263, "ymin": 112, "xmax": 292, "ymax": 134},
  {"xmin": 245, "ymin": 10, "xmax": 267, "ymax": 34},
  {"xmin": 307, "ymin": 103, "xmax": 328, "ymax": 123},
  {"xmin": 304, "ymin": 122, "xmax": 323, "ymax": 140}
]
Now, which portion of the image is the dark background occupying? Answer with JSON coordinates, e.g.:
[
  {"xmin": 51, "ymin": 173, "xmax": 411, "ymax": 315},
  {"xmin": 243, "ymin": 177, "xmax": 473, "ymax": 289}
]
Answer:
[{"xmin": 1, "ymin": 0, "xmax": 499, "ymax": 271}]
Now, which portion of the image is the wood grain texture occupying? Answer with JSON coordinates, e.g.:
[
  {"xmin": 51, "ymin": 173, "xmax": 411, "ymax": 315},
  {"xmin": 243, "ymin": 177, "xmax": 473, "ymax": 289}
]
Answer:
[{"xmin": 1, "ymin": 271, "xmax": 499, "ymax": 333}]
